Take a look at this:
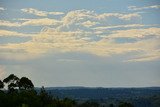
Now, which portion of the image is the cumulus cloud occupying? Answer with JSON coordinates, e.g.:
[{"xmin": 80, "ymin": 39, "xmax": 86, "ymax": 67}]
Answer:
[
  {"xmin": 60, "ymin": 10, "xmax": 141, "ymax": 29},
  {"xmin": 56, "ymin": 10, "xmax": 141, "ymax": 32},
  {"xmin": 1, "ymin": 9, "xmax": 141, "ymax": 28},
  {"xmin": 21, "ymin": 8, "xmax": 64, "ymax": 16},
  {"xmin": 128, "ymin": 5, "xmax": 160, "ymax": 11},
  {"xmin": 60, "ymin": 10, "xmax": 97, "ymax": 29},
  {"xmin": 0, "ymin": 9, "xmax": 159, "ymax": 61},
  {"xmin": 0, "ymin": 26, "xmax": 160, "ymax": 62}
]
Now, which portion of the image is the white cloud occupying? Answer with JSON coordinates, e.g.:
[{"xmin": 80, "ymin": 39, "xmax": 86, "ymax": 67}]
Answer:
[
  {"xmin": 94, "ymin": 24, "xmax": 146, "ymax": 30},
  {"xmin": 81, "ymin": 21, "xmax": 98, "ymax": 27},
  {"xmin": 128, "ymin": 5, "xmax": 160, "ymax": 11},
  {"xmin": 0, "ymin": 29, "xmax": 34, "ymax": 37},
  {"xmin": 61, "ymin": 10, "xmax": 97, "ymax": 27},
  {"xmin": 21, "ymin": 8, "xmax": 64, "ymax": 16},
  {"xmin": 0, "ymin": 20, "xmax": 21, "ymax": 27},
  {"xmin": 57, "ymin": 10, "xmax": 141, "ymax": 32},
  {"xmin": 21, "ymin": 18, "xmax": 62, "ymax": 26},
  {"xmin": 1, "ymin": 26, "xmax": 160, "ymax": 62},
  {"xmin": 48, "ymin": 12, "xmax": 64, "ymax": 15},
  {"xmin": 0, "ymin": 18, "xmax": 61, "ymax": 27},
  {"xmin": 98, "ymin": 13, "xmax": 141, "ymax": 21},
  {"xmin": 119, "ymin": 13, "xmax": 141, "ymax": 20},
  {"xmin": 108, "ymin": 27, "xmax": 160, "ymax": 39},
  {"xmin": 1, "ymin": 9, "xmax": 141, "ymax": 28},
  {"xmin": 0, "ymin": 9, "xmax": 159, "ymax": 61},
  {"xmin": 21, "ymin": 8, "xmax": 47, "ymax": 16},
  {"xmin": 0, "ymin": 7, "xmax": 5, "ymax": 11}
]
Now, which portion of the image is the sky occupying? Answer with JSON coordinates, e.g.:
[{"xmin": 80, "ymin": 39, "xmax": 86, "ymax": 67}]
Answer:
[{"xmin": 0, "ymin": 0, "xmax": 160, "ymax": 87}]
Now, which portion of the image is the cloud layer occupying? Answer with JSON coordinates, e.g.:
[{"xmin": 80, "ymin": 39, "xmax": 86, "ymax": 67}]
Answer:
[
  {"xmin": 21, "ymin": 8, "xmax": 64, "ymax": 16},
  {"xmin": 0, "ymin": 9, "xmax": 160, "ymax": 62},
  {"xmin": 128, "ymin": 5, "xmax": 160, "ymax": 11}
]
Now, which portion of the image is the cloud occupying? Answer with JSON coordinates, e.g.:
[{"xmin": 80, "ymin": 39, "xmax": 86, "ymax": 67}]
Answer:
[
  {"xmin": 81, "ymin": 21, "xmax": 98, "ymax": 27},
  {"xmin": 108, "ymin": 27, "xmax": 160, "ymax": 39},
  {"xmin": 0, "ymin": 7, "xmax": 5, "ymax": 11},
  {"xmin": 0, "ymin": 29, "xmax": 34, "ymax": 37},
  {"xmin": 21, "ymin": 8, "xmax": 46, "ymax": 16},
  {"xmin": 0, "ymin": 65, "xmax": 5, "ymax": 79},
  {"xmin": 1, "ymin": 9, "xmax": 141, "ymax": 28},
  {"xmin": 0, "ymin": 9, "xmax": 159, "ymax": 61},
  {"xmin": 0, "ymin": 18, "xmax": 61, "ymax": 27},
  {"xmin": 119, "ymin": 13, "xmax": 141, "ymax": 20},
  {"xmin": 57, "ymin": 10, "xmax": 141, "ymax": 32},
  {"xmin": 21, "ymin": 8, "xmax": 64, "ymax": 16},
  {"xmin": 88, "ymin": 36, "xmax": 160, "ymax": 57},
  {"xmin": 128, "ymin": 5, "xmax": 160, "ymax": 11},
  {"xmin": 57, "ymin": 59, "xmax": 82, "ymax": 62},
  {"xmin": 0, "ymin": 20, "xmax": 21, "ymax": 27},
  {"xmin": 98, "ymin": 13, "xmax": 141, "ymax": 21},
  {"xmin": 48, "ymin": 12, "xmax": 65, "ymax": 15},
  {"xmin": 60, "ymin": 10, "xmax": 97, "ymax": 29},
  {"xmin": 94, "ymin": 24, "xmax": 146, "ymax": 30},
  {"xmin": 127, "ymin": 50, "xmax": 160, "ymax": 62},
  {"xmin": 1, "ymin": 27, "xmax": 160, "ymax": 62},
  {"xmin": 21, "ymin": 18, "xmax": 62, "ymax": 26},
  {"xmin": 62, "ymin": 10, "xmax": 141, "ymax": 27}
]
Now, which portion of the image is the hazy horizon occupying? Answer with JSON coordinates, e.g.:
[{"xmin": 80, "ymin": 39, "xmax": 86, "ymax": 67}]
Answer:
[{"xmin": 0, "ymin": 0, "xmax": 160, "ymax": 87}]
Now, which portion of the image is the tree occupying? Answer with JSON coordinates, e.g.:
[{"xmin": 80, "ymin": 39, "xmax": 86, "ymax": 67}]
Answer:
[
  {"xmin": 3, "ymin": 74, "xmax": 19, "ymax": 91},
  {"xmin": 39, "ymin": 86, "xmax": 52, "ymax": 106},
  {"xmin": 109, "ymin": 104, "xmax": 114, "ymax": 107},
  {"xmin": 79, "ymin": 101, "xmax": 100, "ymax": 107},
  {"xmin": 0, "ymin": 80, "xmax": 4, "ymax": 89},
  {"xmin": 119, "ymin": 102, "xmax": 134, "ymax": 107},
  {"xmin": 18, "ymin": 77, "xmax": 34, "ymax": 90}
]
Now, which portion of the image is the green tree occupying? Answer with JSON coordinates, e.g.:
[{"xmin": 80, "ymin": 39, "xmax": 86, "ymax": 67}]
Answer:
[
  {"xmin": 3, "ymin": 74, "xmax": 19, "ymax": 92},
  {"xmin": 39, "ymin": 86, "xmax": 52, "ymax": 106},
  {"xmin": 18, "ymin": 77, "xmax": 34, "ymax": 90},
  {"xmin": 79, "ymin": 101, "xmax": 100, "ymax": 107},
  {"xmin": 109, "ymin": 103, "xmax": 114, "ymax": 107},
  {"xmin": 118, "ymin": 102, "xmax": 134, "ymax": 107},
  {"xmin": 61, "ymin": 98, "xmax": 76, "ymax": 107},
  {"xmin": 0, "ymin": 80, "xmax": 4, "ymax": 89}
]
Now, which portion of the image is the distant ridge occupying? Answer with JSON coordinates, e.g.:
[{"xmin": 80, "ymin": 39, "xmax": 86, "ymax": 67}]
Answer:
[{"xmin": 35, "ymin": 86, "xmax": 160, "ymax": 90}]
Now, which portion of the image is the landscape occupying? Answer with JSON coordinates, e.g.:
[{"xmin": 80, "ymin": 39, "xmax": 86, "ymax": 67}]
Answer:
[
  {"xmin": 0, "ymin": 74, "xmax": 160, "ymax": 107},
  {"xmin": 0, "ymin": 0, "xmax": 160, "ymax": 107}
]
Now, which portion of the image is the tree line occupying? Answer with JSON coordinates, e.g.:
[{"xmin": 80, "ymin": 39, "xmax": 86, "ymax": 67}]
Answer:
[{"xmin": 0, "ymin": 74, "xmax": 134, "ymax": 107}]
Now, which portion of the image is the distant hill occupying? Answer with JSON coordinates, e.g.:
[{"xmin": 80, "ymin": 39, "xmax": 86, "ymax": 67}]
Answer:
[
  {"xmin": 35, "ymin": 87, "xmax": 160, "ymax": 107},
  {"xmin": 36, "ymin": 87, "xmax": 160, "ymax": 99}
]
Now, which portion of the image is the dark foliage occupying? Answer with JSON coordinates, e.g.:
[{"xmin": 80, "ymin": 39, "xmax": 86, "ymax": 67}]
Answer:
[
  {"xmin": 2, "ymin": 74, "xmax": 159, "ymax": 107},
  {"xmin": 0, "ymin": 80, "xmax": 4, "ymax": 89},
  {"xmin": 3, "ymin": 74, "xmax": 19, "ymax": 92},
  {"xmin": 118, "ymin": 102, "xmax": 134, "ymax": 107},
  {"xmin": 18, "ymin": 77, "xmax": 34, "ymax": 90}
]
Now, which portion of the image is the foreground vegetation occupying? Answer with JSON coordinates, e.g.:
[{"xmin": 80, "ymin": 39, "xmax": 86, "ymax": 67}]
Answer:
[{"xmin": 0, "ymin": 74, "xmax": 135, "ymax": 107}]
